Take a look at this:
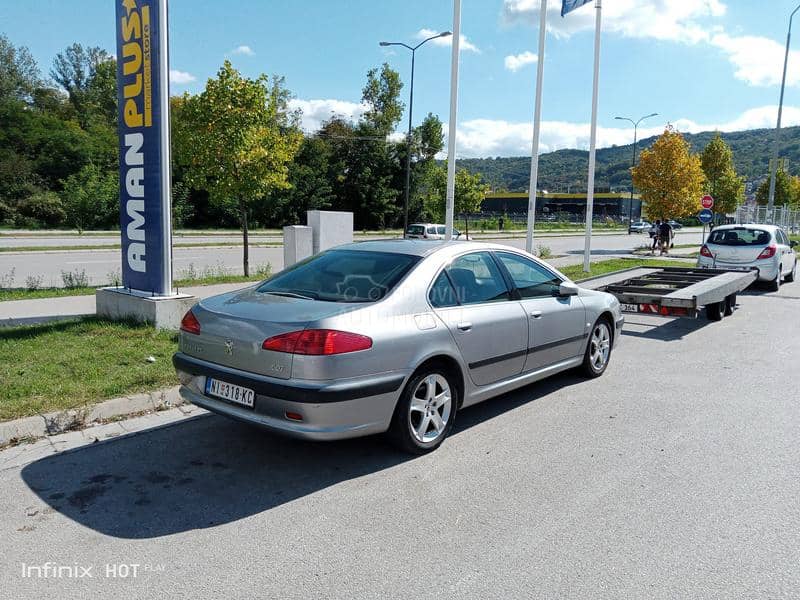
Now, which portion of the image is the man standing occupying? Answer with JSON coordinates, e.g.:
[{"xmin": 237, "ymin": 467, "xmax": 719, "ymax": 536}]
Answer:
[
  {"xmin": 659, "ymin": 219, "xmax": 673, "ymax": 255},
  {"xmin": 650, "ymin": 220, "xmax": 661, "ymax": 255}
]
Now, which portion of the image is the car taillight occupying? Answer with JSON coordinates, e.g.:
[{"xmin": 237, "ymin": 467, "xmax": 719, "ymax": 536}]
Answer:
[
  {"xmin": 180, "ymin": 310, "xmax": 201, "ymax": 335},
  {"xmin": 262, "ymin": 329, "xmax": 372, "ymax": 355},
  {"xmin": 700, "ymin": 245, "xmax": 713, "ymax": 258},
  {"xmin": 757, "ymin": 244, "xmax": 777, "ymax": 259}
]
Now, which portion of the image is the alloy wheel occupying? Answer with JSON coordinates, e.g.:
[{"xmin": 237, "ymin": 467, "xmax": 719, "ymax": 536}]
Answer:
[
  {"xmin": 589, "ymin": 322, "xmax": 611, "ymax": 371},
  {"xmin": 408, "ymin": 374, "xmax": 452, "ymax": 444}
]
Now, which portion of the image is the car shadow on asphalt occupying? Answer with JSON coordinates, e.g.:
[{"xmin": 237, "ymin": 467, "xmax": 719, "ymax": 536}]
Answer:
[
  {"xmin": 619, "ymin": 314, "xmax": 716, "ymax": 341},
  {"xmin": 20, "ymin": 372, "xmax": 584, "ymax": 539}
]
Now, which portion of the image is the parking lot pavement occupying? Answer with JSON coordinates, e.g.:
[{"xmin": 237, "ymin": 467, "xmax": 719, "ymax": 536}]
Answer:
[{"xmin": 0, "ymin": 284, "xmax": 797, "ymax": 599}]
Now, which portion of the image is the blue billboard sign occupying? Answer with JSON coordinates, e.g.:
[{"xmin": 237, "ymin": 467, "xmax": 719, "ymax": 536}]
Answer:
[{"xmin": 115, "ymin": 0, "xmax": 173, "ymax": 295}]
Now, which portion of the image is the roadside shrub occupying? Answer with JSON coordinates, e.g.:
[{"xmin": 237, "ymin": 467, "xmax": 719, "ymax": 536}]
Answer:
[
  {"xmin": 25, "ymin": 274, "xmax": 44, "ymax": 290},
  {"xmin": 255, "ymin": 262, "xmax": 272, "ymax": 278},
  {"xmin": 60, "ymin": 164, "xmax": 118, "ymax": 232},
  {"xmin": 61, "ymin": 269, "xmax": 89, "ymax": 289},
  {"xmin": 0, "ymin": 267, "xmax": 15, "ymax": 288},
  {"xmin": 536, "ymin": 244, "xmax": 553, "ymax": 259},
  {"xmin": 106, "ymin": 268, "xmax": 121, "ymax": 287},
  {"xmin": 16, "ymin": 191, "xmax": 66, "ymax": 228}
]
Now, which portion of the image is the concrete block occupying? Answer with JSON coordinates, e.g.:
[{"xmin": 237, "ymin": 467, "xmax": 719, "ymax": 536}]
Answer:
[
  {"xmin": 96, "ymin": 287, "xmax": 196, "ymax": 330},
  {"xmin": 307, "ymin": 210, "xmax": 353, "ymax": 254},
  {"xmin": 283, "ymin": 225, "xmax": 313, "ymax": 268}
]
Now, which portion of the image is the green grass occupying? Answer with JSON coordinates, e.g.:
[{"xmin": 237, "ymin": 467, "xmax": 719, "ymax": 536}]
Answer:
[
  {"xmin": 0, "ymin": 272, "xmax": 267, "ymax": 302},
  {"xmin": 0, "ymin": 318, "xmax": 179, "ymax": 421},
  {"xmin": 0, "ymin": 241, "xmax": 282, "ymax": 253},
  {"xmin": 564, "ymin": 258, "xmax": 697, "ymax": 281}
]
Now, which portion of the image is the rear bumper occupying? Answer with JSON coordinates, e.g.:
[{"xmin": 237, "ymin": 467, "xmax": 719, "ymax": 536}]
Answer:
[
  {"xmin": 173, "ymin": 352, "xmax": 406, "ymax": 441},
  {"xmin": 696, "ymin": 257, "xmax": 777, "ymax": 281}
]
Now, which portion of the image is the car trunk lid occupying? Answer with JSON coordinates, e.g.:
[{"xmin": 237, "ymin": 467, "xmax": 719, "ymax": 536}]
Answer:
[{"xmin": 179, "ymin": 286, "xmax": 361, "ymax": 379}]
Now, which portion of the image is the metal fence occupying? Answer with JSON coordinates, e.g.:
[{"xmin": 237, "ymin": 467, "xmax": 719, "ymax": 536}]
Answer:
[{"xmin": 735, "ymin": 205, "xmax": 800, "ymax": 233}]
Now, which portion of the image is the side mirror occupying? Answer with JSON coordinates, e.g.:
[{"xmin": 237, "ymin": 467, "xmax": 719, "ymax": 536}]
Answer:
[
  {"xmin": 790, "ymin": 240, "xmax": 798, "ymax": 248},
  {"xmin": 558, "ymin": 281, "xmax": 579, "ymax": 297}
]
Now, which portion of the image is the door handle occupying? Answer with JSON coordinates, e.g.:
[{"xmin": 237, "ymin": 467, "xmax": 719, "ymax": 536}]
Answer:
[
  {"xmin": 456, "ymin": 322, "xmax": 472, "ymax": 331},
  {"xmin": 529, "ymin": 311, "xmax": 543, "ymax": 319}
]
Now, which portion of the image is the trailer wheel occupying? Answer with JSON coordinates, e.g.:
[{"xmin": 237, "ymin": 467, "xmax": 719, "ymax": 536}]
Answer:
[
  {"xmin": 706, "ymin": 299, "xmax": 726, "ymax": 321},
  {"xmin": 724, "ymin": 293, "xmax": 736, "ymax": 316}
]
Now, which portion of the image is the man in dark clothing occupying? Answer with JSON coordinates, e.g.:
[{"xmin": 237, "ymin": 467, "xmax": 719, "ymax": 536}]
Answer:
[{"xmin": 658, "ymin": 219, "xmax": 673, "ymax": 255}]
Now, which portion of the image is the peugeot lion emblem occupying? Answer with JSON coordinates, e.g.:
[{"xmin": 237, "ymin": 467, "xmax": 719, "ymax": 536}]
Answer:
[{"xmin": 224, "ymin": 339, "xmax": 234, "ymax": 355}]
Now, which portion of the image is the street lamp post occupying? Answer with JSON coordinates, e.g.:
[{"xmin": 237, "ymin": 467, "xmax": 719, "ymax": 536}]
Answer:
[
  {"xmin": 768, "ymin": 3, "xmax": 800, "ymax": 215},
  {"xmin": 615, "ymin": 113, "xmax": 658, "ymax": 231},
  {"xmin": 380, "ymin": 31, "xmax": 451, "ymax": 237}
]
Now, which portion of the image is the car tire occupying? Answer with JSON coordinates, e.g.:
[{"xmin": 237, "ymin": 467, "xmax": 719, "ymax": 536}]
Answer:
[
  {"xmin": 766, "ymin": 269, "xmax": 781, "ymax": 292},
  {"xmin": 388, "ymin": 367, "xmax": 458, "ymax": 455},
  {"xmin": 786, "ymin": 260, "xmax": 796, "ymax": 283},
  {"xmin": 706, "ymin": 299, "xmax": 726, "ymax": 321},
  {"xmin": 724, "ymin": 293, "xmax": 736, "ymax": 316},
  {"xmin": 581, "ymin": 318, "xmax": 613, "ymax": 378}
]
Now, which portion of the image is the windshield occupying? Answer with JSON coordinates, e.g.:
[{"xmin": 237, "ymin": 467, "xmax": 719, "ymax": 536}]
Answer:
[
  {"xmin": 407, "ymin": 225, "xmax": 425, "ymax": 235},
  {"xmin": 257, "ymin": 250, "xmax": 420, "ymax": 302},
  {"xmin": 708, "ymin": 228, "xmax": 771, "ymax": 246}
]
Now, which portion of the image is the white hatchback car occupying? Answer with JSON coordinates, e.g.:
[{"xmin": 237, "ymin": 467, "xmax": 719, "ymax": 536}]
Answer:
[
  {"xmin": 697, "ymin": 224, "xmax": 797, "ymax": 291},
  {"xmin": 406, "ymin": 224, "xmax": 471, "ymax": 240}
]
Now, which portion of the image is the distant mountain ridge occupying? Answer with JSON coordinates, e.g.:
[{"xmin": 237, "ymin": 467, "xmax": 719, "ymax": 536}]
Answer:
[{"xmin": 456, "ymin": 126, "xmax": 800, "ymax": 195}]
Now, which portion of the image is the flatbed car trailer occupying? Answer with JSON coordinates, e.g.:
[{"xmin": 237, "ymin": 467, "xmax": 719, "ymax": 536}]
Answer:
[{"xmin": 581, "ymin": 266, "xmax": 759, "ymax": 321}]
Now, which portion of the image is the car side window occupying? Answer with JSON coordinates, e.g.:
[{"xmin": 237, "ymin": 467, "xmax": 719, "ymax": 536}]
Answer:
[
  {"xmin": 777, "ymin": 230, "xmax": 788, "ymax": 245},
  {"xmin": 427, "ymin": 226, "xmax": 436, "ymax": 235},
  {"xmin": 445, "ymin": 252, "xmax": 510, "ymax": 305},
  {"xmin": 495, "ymin": 252, "xmax": 562, "ymax": 298},
  {"xmin": 429, "ymin": 272, "xmax": 459, "ymax": 308},
  {"xmin": 437, "ymin": 226, "xmax": 446, "ymax": 235}
]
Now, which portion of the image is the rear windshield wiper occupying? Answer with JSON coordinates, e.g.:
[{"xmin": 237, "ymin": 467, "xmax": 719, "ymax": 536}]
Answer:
[{"xmin": 262, "ymin": 290, "xmax": 318, "ymax": 300}]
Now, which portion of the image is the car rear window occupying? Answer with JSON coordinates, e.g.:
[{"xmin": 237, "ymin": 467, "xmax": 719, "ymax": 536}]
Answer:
[
  {"xmin": 407, "ymin": 225, "xmax": 425, "ymax": 236},
  {"xmin": 708, "ymin": 228, "xmax": 771, "ymax": 246},
  {"xmin": 257, "ymin": 250, "xmax": 420, "ymax": 302}
]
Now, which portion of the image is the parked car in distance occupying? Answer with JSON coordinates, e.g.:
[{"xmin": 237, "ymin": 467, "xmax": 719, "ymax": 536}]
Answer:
[
  {"xmin": 697, "ymin": 224, "xmax": 797, "ymax": 291},
  {"xmin": 406, "ymin": 223, "xmax": 471, "ymax": 240},
  {"xmin": 628, "ymin": 221, "xmax": 651, "ymax": 233},
  {"xmin": 667, "ymin": 220, "xmax": 683, "ymax": 230},
  {"xmin": 173, "ymin": 240, "xmax": 624, "ymax": 454}
]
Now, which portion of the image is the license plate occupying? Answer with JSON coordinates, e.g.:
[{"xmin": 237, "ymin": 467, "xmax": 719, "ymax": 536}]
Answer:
[
  {"xmin": 621, "ymin": 303, "xmax": 640, "ymax": 313},
  {"xmin": 205, "ymin": 377, "xmax": 255, "ymax": 408}
]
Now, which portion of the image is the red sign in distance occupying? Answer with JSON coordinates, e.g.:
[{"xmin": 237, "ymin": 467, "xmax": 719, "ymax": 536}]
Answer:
[{"xmin": 701, "ymin": 195, "xmax": 714, "ymax": 209}]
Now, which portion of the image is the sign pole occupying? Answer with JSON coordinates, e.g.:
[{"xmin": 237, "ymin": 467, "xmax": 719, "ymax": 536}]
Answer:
[
  {"xmin": 582, "ymin": 0, "xmax": 602, "ymax": 272},
  {"xmin": 444, "ymin": 0, "xmax": 461, "ymax": 241},
  {"xmin": 525, "ymin": 0, "xmax": 547, "ymax": 253},
  {"xmin": 158, "ymin": 0, "xmax": 173, "ymax": 294}
]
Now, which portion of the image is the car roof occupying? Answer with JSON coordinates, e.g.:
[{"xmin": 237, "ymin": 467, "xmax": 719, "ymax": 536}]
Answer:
[
  {"xmin": 712, "ymin": 223, "xmax": 778, "ymax": 231},
  {"xmin": 332, "ymin": 239, "xmax": 504, "ymax": 258}
]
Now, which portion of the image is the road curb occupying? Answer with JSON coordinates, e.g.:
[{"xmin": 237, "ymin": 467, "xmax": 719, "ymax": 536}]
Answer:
[{"xmin": 0, "ymin": 386, "xmax": 185, "ymax": 447}]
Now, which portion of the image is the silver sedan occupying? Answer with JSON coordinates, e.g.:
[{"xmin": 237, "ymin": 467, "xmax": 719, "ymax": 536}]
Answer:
[{"xmin": 173, "ymin": 240, "xmax": 624, "ymax": 453}]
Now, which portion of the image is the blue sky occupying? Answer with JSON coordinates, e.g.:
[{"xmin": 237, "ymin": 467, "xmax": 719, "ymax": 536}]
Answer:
[{"xmin": 3, "ymin": 0, "xmax": 800, "ymax": 157}]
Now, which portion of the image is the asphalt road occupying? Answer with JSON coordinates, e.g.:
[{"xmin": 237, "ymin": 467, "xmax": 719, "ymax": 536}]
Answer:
[
  {"xmin": 0, "ymin": 281, "xmax": 797, "ymax": 598},
  {"xmin": 0, "ymin": 229, "xmax": 705, "ymax": 287}
]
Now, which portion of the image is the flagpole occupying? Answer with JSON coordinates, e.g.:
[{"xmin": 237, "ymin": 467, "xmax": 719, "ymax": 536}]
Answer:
[
  {"xmin": 444, "ymin": 0, "xmax": 461, "ymax": 241},
  {"xmin": 525, "ymin": 0, "xmax": 548, "ymax": 253},
  {"xmin": 582, "ymin": 0, "xmax": 602, "ymax": 272}
]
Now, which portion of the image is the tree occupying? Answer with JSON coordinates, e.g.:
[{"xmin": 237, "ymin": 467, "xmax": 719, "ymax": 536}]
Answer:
[
  {"xmin": 60, "ymin": 163, "xmax": 118, "ymax": 232},
  {"xmin": 50, "ymin": 44, "xmax": 114, "ymax": 126},
  {"xmin": 0, "ymin": 34, "xmax": 42, "ymax": 102},
  {"xmin": 269, "ymin": 136, "xmax": 334, "ymax": 225},
  {"xmin": 755, "ymin": 167, "xmax": 793, "ymax": 206},
  {"xmin": 174, "ymin": 61, "xmax": 302, "ymax": 275},
  {"xmin": 419, "ymin": 164, "xmax": 489, "ymax": 235},
  {"xmin": 701, "ymin": 132, "xmax": 744, "ymax": 217},
  {"xmin": 361, "ymin": 63, "xmax": 404, "ymax": 137},
  {"xmin": 631, "ymin": 126, "xmax": 706, "ymax": 220}
]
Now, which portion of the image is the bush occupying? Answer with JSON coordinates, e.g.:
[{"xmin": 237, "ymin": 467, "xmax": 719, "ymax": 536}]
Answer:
[
  {"xmin": 60, "ymin": 164, "xmax": 118, "ymax": 232},
  {"xmin": 25, "ymin": 274, "xmax": 44, "ymax": 290},
  {"xmin": 61, "ymin": 269, "xmax": 89, "ymax": 288},
  {"xmin": 16, "ymin": 191, "xmax": 66, "ymax": 228}
]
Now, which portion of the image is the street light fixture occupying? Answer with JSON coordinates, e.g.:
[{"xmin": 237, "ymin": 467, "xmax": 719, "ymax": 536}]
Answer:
[
  {"xmin": 379, "ymin": 31, "xmax": 452, "ymax": 237},
  {"xmin": 767, "ymin": 3, "xmax": 800, "ymax": 215},
  {"xmin": 615, "ymin": 112, "xmax": 658, "ymax": 231}
]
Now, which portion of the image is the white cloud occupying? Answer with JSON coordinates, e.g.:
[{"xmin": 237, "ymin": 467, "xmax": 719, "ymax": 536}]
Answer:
[
  {"xmin": 289, "ymin": 98, "xmax": 367, "ymax": 132},
  {"xmin": 231, "ymin": 45, "xmax": 255, "ymax": 56},
  {"xmin": 504, "ymin": 51, "xmax": 538, "ymax": 72},
  {"xmin": 169, "ymin": 69, "xmax": 196, "ymax": 85},
  {"xmin": 710, "ymin": 33, "xmax": 800, "ymax": 87},
  {"xmin": 417, "ymin": 28, "xmax": 480, "ymax": 53},
  {"xmin": 501, "ymin": 0, "xmax": 726, "ymax": 43},
  {"xmin": 444, "ymin": 105, "xmax": 796, "ymax": 158}
]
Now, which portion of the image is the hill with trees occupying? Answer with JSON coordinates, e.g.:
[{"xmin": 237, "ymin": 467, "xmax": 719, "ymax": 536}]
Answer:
[{"xmin": 457, "ymin": 126, "xmax": 800, "ymax": 195}]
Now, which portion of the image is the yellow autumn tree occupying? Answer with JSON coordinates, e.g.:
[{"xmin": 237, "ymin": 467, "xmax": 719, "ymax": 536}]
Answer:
[{"xmin": 632, "ymin": 126, "xmax": 706, "ymax": 221}]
